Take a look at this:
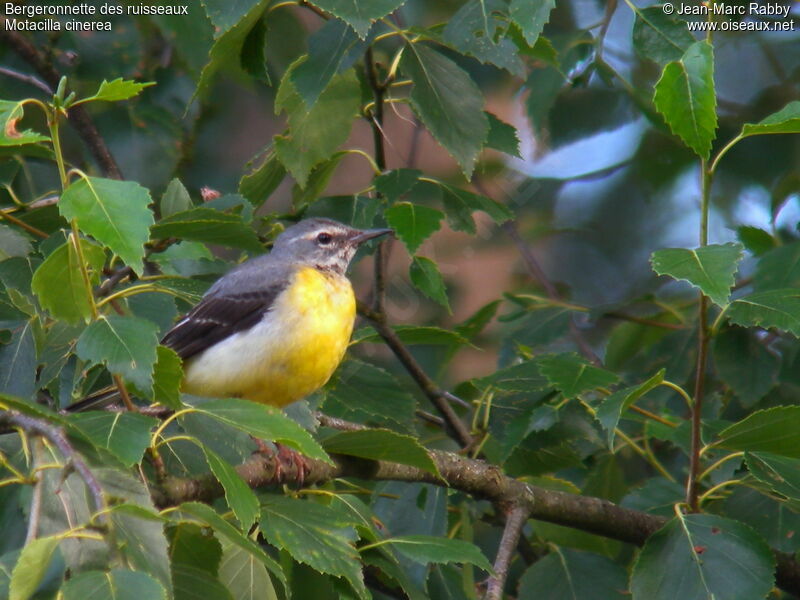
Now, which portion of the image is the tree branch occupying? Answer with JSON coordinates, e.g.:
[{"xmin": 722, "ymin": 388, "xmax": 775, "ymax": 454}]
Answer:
[
  {"xmin": 485, "ymin": 505, "xmax": 530, "ymax": 600},
  {"xmin": 0, "ymin": 18, "xmax": 123, "ymax": 179}
]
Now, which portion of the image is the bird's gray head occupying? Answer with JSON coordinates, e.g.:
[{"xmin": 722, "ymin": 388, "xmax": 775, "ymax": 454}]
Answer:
[{"xmin": 271, "ymin": 218, "xmax": 392, "ymax": 274}]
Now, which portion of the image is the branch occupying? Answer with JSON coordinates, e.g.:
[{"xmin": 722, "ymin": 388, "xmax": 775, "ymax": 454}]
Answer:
[
  {"xmin": 485, "ymin": 505, "xmax": 530, "ymax": 600},
  {"xmin": 0, "ymin": 18, "xmax": 123, "ymax": 179},
  {"xmin": 0, "ymin": 411, "xmax": 107, "ymax": 522}
]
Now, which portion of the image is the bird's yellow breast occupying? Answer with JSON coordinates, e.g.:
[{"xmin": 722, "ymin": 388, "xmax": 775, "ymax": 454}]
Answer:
[{"xmin": 181, "ymin": 266, "xmax": 356, "ymax": 407}]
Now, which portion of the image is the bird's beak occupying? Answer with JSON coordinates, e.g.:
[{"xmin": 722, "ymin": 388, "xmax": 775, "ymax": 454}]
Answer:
[{"xmin": 350, "ymin": 228, "xmax": 393, "ymax": 245}]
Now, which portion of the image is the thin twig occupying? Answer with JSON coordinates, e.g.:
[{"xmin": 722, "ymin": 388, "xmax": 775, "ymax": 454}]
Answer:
[
  {"xmin": 0, "ymin": 208, "xmax": 49, "ymax": 239},
  {"xmin": 0, "ymin": 66, "xmax": 53, "ymax": 95},
  {"xmin": 0, "ymin": 411, "xmax": 106, "ymax": 522},
  {"xmin": 485, "ymin": 505, "xmax": 530, "ymax": 600},
  {"xmin": 0, "ymin": 20, "xmax": 123, "ymax": 179},
  {"xmin": 97, "ymin": 266, "xmax": 135, "ymax": 297}
]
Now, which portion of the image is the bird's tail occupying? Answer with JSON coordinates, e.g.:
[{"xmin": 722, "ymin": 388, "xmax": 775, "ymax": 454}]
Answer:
[{"xmin": 63, "ymin": 386, "xmax": 121, "ymax": 413}]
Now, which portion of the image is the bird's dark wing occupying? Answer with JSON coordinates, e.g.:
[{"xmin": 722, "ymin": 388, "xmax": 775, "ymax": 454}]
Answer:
[{"xmin": 161, "ymin": 282, "xmax": 287, "ymax": 360}]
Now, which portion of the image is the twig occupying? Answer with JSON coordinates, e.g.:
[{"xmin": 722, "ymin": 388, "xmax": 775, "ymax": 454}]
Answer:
[
  {"xmin": 0, "ymin": 411, "xmax": 106, "ymax": 522},
  {"xmin": 358, "ymin": 302, "xmax": 474, "ymax": 448},
  {"xmin": 604, "ymin": 311, "xmax": 685, "ymax": 331},
  {"xmin": 0, "ymin": 66, "xmax": 52, "ymax": 95},
  {"xmin": 97, "ymin": 266, "xmax": 135, "ymax": 297},
  {"xmin": 485, "ymin": 505, "xmax": 530, "ymax": 600},
  {"xmin": 0, "ymin": 20, "xmax": 123, "ymax": 179},
  {"xmin": 0, "ymin": 208, "xmax": 49, "ymax": 239}
]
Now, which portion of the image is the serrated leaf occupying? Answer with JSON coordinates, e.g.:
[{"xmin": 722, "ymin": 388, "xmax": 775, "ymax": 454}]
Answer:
[
  {"xmin": 190, "ymin": 398, "xmax": 330, "ymax": 464},
  {"xmin": 737, "ymin": 225, "xmax": 775, "ymax": 257},
  {"xmin": 401, "ymin": 43, "xmax": 489, "ymax": 178},
  {"xmin": 717, "ymin": 406, "xmax": 800, "ymax": 457},
  {"xmin": 438, "ymin": 182, "xmax": 513, "ymax": 234},
  {"xmin": 173, "ymin": 564, "xmax": 234, "ymax": 600},
  {"xmin": 0, "ymin": 225, "xmax": 31, "ymax": 260},
  {"xmin": 0, "ymin": 100, "xmax": 49, "ymax": 146},
  {"xmin": 741, "ymin": 101, "xmax": 800, "ymax": 138},
  {"xmin": 161, "ymin": 178, "xmax": 193, "ymax": 218},
  {"xmin": 59, "ymin": 177, "xmax": 154, "ymax": 275},
  {"xmin": 75, "ymin": 315, "xmax": 160, "ymax": 394},
  {"xmin": 351, "ymin": 325, "xmax": 468, "ymax": 347},
  {"xmin": 712, "ymin": 327, "xmax": 779, "ymax": 407},
  {"xmin": 31, "ymin": 237, "xmax": 105, "ymax": 324},
  {"xmin": 239, "ymin": 150, "xmax": 286, "ymax": 208},
  {"xmin": 9, "ymin": 535, "xmax": 60, "ymax": 600},
  {"xmin": 261, "ymin": 496, "xmax": 366, "ymax": 598},
  {"xmin": 79, "ymin": 78, "xmax": 155, "ymax": 104},
  {"xmin": 384, "ymin": 202, "xmax": 442, "ymax": 254},
  {"xmin": 68, "ymin": 411, "xmax": 158, "ymax": 466},
  {"xmin": 410, "ymin": 256, "xmax": 450, "ymax": 311},
  {"xmin": 632, "ymin": 6, "xmax": 695, "ymax": 66},
  {"xmin": 485, "ymin": 112, "xmax": 522, "ymax": 158},
  {"xmin": 509, "ymin": 0, "xmax": 556, "ymax": 46},
  {"xmin": 631, "ymin": 514, "xmax": 774, "ymax": 600},
  {"xmin": 518, "ymin": 547, "xmax": 628, "ymax": 600},
  {"xmin": 274, "ymin": 66, "xmax": 361, "ymax": 187},
  {"xmin": 218, "ymin": 538, "xmax": 278, "ymax": 600},
  {"xmin": 374, "ymin": 169, "xmax": 422, "ymax": 203},
  {"xmin": 202, "ymin": 445, "xmax": 260, "ymax": 530},
  {"xmin": 746, "ymin": 452, "xmax": 800, "ymax": 503},
  {"xmin": 168, "ymin": 521, "xmax": 223, "ymax": 574},
  {"xmin": 309, "ymin": 0, "xmax": 404, "ymax": 38},
  {"xmin": 472, "ymin": 359, "xmax": 550, "ymax": 393},
  {"xmin": 596, "ymin": 369, "xmax": 665, "ymax": 447},
  {"xmin": 754, "ymin": 241, "xmax": 800, "ymax": 290},
  {"xmin": 443, "ymin": 0, "xmax": 525, "ymax": 77},
  {"xmin": 651, "ymin": 243, "xmax": 743, "ymax": 307},
  {"xmin": 291, "ymin": 18, "xmax": 370, "ymax": 106},
  {"xmin": 0, "ymin": 320, "xmax": 36, "ymax": 400},
  {"xmin": 323, "ymin": 429, "xmax": 439, "ymax": 477},
  {"xmin": 383, "ymin": 536, "xmax": 492, "ymax": 571},
  {"xmin": 151, "ymin": 207, "xmax": 263, "ymax": 253},
  {"xmin": 536, "ymin": 353, "xmax": 619, "ymax": 399},
  {"xmin": 727, "ymin": 288, "xmax": 800, "ymax": 336},
  {"xmin": 653, "ymin": 41, "xmax": 717, "ymax": 159},
  {"xmin": 61, "ymin": 569, "xmax": 167, "ymax": 600},
  {"xmin": 152, "ymin": 345, "xmax": 183, "ymax": 409}
]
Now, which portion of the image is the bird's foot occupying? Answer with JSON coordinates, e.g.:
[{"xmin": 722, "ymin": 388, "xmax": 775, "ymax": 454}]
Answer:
[{"xmin": 252, "ymin": 438, "xmax": 309, "ymax": 486}]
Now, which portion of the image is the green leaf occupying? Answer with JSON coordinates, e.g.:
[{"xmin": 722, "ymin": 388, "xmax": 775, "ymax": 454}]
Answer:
[
  {"xmin": 0, "ymin": 320, "xmax": 36, "ymax": 400},
  {"xmin": 737, "ymin": 225, "xmax": 775, "ymax": 257},
  {"xmin": 650, "ymin": 243, "xmax": 743, "ymax": 307},
  {"xmin": 472, "ymin": 359, "xmax": 550, "ymax": 393},
  {"xmin": 351, "ymin": 325, "xmax": 468, "ymax": 347},
  {"xmin": 740, "ymin": 101, "xmax": 800, "ymax": 138},
  {"xmin": 0, "ymin": 100, "xmax": 49, "ymax": 146},
  {"xmin": 401, "ymin": 43, "xmax": 489, "ymax": 178},
  {"xmin": 518, "ymin": 547, "xmax": 629, "ymax": 600},
  {"xmin": 68, "ymin": 411, "xmax": 158, "ymax": 466},
  {"xmin": 727, "ymin": 288, "xmax": 800, "ymax": 336},
  {"xmin": 261, "ymin": 496, "xmax": 366, "ymax": 598},
  {"xmin": 9, "ymin": 535, "xmax": 60, "ymax": 600},
  {"xmin": 168, "ymin": 520, "xmax": 223, "ymax": 574},
  {"xmin": 384, "ymin": 202, "xmax": 443, "ymax": 254},
  {"xmin": 632, "ymin": 6, "xmax": 695, "ymax": 66},
  {"xmin": 218, "ymin": 538, "xmax": 278, "ymax": 600},
  {"xmin": 239, "ymin": 150, "xmax": 286, "ymax": 208},
  {"xmin": 0, "ymin": 225, "xmax": 31, "ymax": 260},
  {"xmin": 151, "ymin": 207, "xmax": 263, "ymax": 253},
  {"xmin": 374, "ymin": 169, "xmax": 422, "ymax": 203},
  {"xmin": 173, "ymin": 564, "xmax": 234, "ymax": 600},
  {"xmin": 323, "ymin": 429, "xmax": 439, "ymax": 477},
  {"xmin": 324, "ymin": 359, "xmax": 415, "ymax": 429},
  {"xmin": 161, "ymin": 178, "xmax": 193, "ymax": 218},
  {"xmin": 309, "ymin": 0, "xmax": 404, "ymax": 38},
  {"xmin": 291, "ymin": 19, "xmax": 369, "ymax": 106},
  {"xmin": 410, "ymin": 256, "xmax": 450, "ymax": 311},
  {"xmin": 754, "ymin": 241, "xmax": 800, "ymax": 290},
  {"xmin": 194, "ymin": 0, "xmax": 271, "ymax": 100},
  {"xmin": 631, "ymin": 513, "xmax": 774, "ymax": 600},
  {"xmin": 152, "ymin": 346, "xmax": 183, "ymax": 409},
  {"xmin": 717, "ymin": 406, "xmax": 800, "ymax": 457},
  {"xmin": 443, "ymin": 0, "xmax": 525, "ymax": 77},
  {"xmin": 31, "ymin": 238, "xmax": 105, "ymax": 324},
  {"xmin": 274, "ymin": 66, "xmax": 361, "ymax": 187},
  {"xmin": 383, "ymin": 536, "xmax": 492, "ymax": 571},
  {"xmin": 75, "ymin": 315, "xmax": 160, "ymax": 393},
  {"xmin": 536, "ymin": 353, "xmax": 619, "ymax": 399},
  {"xmin": 438, "ymin": 183, "xmax": 513, "ymax": 233},
  {"xmin": 746, "ymin": 452, "xmax": 800, "ymax": 503},
  {"xmin": 653, "ymin": 41, "xmax": 717, "ymax": 159},
  {"xmin": 190, "ymin": 398, "xmax": 331, "ymax": 464},
  {"xmin": 178, "ymin": 502, "xmax": 285, "ymax": 590},
  {"xmin": 712, "ymin": 327, "xmax": 779, "ymax": 407},
  {"xmin": 59, "ymin": 177, "xmax": 154, "ymax": 275},
  {"xmin": 596, "ymin": 369, "xmax": 665, "ymax": 447},
  {"xmin": 509, "ymin": 0, "xmax": 556, "ymax": 46},
  {"xmin": 79, "ymin": 78, "xmax": 155, "ymax": 104},
  {"xmin": 61, "ymin": 569, "xmax": 167, "ymax": 600},
  {"xmin": 485, "ymin": 112, "xmax": 522, "ymax": 158},
  {"xmin": 202, "ymin": 445, "xmax": 260, "ymax": 530}
]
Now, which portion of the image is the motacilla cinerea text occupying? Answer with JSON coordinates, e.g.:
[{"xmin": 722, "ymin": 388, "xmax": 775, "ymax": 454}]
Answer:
[{"xmin": 71, "ymin": 218, "xmax": 391, "ymax": 410}]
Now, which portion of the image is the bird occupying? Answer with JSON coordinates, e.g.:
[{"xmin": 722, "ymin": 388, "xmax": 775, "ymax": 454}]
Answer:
[{"xmin": 68, "ymin": 218, "xmax": 392, "ymax": 411}]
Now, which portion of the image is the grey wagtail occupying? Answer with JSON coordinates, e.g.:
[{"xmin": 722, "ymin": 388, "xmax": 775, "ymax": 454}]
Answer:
[{"xmin": 69, "ymin": 218, "xmax": 392, "ymax": 411}]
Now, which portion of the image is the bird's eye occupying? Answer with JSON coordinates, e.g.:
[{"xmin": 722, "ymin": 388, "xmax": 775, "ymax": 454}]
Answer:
[{"xmin": 316, "ymin": 232, "xmax": 333, "ymax": 245}]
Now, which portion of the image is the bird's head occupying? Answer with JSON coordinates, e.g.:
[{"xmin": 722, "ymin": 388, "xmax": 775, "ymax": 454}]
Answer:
[{"xmin": 272, "ymin": 218, "xmax": 393, "ymax": 274}]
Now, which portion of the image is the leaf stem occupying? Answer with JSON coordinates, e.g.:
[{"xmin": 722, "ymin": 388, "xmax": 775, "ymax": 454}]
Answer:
[{"xmin": 697, "ymin": 451, "xmax": 744, "ymax": 482}]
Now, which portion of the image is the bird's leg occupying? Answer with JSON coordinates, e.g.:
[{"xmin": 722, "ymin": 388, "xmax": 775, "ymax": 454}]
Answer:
[
  {"xmin": 251, "ymin": 438, "xmax": 309, "ymax": 486},
  {"xmin": 250, "ymin": 437, "xmax": 284, "ymax": 483}
]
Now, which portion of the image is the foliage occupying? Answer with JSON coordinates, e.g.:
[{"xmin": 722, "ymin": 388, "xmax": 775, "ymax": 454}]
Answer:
[{"xmin": 0, "ymin": 1, "xmax": 800, "ymax": 599}]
